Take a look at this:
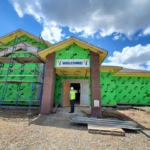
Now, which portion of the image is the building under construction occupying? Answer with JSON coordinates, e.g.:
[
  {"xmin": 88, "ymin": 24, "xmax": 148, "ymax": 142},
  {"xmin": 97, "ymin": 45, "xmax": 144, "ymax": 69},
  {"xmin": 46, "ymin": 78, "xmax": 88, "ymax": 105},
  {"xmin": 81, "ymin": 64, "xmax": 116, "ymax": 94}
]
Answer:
[{"xmin": 0, "ymin": 29, "xmax": 150, "ymax": 117}]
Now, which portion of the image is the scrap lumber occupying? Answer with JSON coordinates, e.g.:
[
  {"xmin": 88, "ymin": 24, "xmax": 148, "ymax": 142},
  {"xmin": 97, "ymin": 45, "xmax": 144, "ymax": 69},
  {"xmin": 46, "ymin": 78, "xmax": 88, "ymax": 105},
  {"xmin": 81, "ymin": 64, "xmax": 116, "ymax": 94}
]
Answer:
[{"xmin": 88, "ymin": 124, "xmax": 125, "ymax": 136}]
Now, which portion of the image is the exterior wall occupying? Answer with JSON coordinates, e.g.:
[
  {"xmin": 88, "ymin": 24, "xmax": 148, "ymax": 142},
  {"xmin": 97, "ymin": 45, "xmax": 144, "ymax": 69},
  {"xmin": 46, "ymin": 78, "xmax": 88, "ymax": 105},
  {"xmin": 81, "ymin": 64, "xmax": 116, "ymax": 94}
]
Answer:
[
  {"xmin": 54, "ymin": 72, "xmax": 150, "ymax": 107},
  {"xmin": 114, "ymin": 76, "xmax": 150, "ymax": 105},
  {"xmin": 100, "ymin": 73, "xmax": 150, "ymax": 106},
  {"xmin": 0, "ymin": 35, "xmax": 48, "ymax": 106},
  {"xmin": 54, "ymin": 44, "xmax": 91, "ymax": 67},
  {"xmin": 100, "ymin": 72, "xmax": 116, "ymax": 106},
  {"xmin": 54, "ymin": 74, "xmax": 91, "ymax": 105}
]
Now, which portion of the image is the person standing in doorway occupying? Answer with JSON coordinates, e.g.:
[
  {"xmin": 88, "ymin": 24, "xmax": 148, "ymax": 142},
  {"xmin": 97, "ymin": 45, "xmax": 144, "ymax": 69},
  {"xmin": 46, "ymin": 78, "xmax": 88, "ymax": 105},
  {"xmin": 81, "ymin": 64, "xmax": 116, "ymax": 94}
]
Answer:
[{"xmin": 69, "ymin": 87, "xmax": 76, "ymax": 113}]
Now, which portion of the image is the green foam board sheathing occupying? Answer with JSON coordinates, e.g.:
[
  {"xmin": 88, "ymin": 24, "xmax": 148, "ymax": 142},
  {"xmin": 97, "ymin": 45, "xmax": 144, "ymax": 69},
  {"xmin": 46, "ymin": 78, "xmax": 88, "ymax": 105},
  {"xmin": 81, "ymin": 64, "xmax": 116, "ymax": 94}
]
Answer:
[
  {"xmin": 114, "ymin": 76, "xmax": 150, "ymax": 105},
  {"xmin": 100, "ymin": 72, "xmax": 116, "ymax": 106},
  {"xmin": 54, "ymin": 44, "xmax": 91, "ymax": 67}
]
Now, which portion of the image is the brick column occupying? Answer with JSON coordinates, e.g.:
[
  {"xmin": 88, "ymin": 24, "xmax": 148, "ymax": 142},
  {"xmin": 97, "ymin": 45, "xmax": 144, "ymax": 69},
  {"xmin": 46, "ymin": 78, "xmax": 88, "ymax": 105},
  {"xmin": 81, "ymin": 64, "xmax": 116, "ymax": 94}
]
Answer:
[
  {"xmin": 41, "ymin": 52, "xmax": 56, "ymax": 115},
  {"xmin": 90, "ymin": 52, "xmax": 102, "ymax": 117}
]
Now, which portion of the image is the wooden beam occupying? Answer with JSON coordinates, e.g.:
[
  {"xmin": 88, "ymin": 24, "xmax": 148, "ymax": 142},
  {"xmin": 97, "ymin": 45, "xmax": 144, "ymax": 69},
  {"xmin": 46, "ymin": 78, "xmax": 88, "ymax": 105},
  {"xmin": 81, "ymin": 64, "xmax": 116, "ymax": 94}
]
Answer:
[
  {"xmin": 0, "ymin": 51, "xmax": 37, "ymax": 53},
  {"xmin": 0, "ymin": 57, "xmax": 45, "ymax": 63},
  {"xmin": 0, "ymin": 80, "xmax": 43, "ymax": 83},
  {"xmin": 13, "ymin": 58, "xmax": 25, "ymax": 63},
  {"xmin": 0, "ymin": 45, "xmax": 38, "ymax": 49}
]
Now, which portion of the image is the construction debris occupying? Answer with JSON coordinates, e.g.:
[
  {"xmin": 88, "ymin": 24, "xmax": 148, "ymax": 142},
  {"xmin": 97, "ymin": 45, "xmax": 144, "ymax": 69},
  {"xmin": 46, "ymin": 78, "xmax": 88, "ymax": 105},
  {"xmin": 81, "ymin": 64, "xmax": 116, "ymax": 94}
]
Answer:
[
  {"xmin": 70, "ymin": 116, "xmax": 141, "ymax": 130},
  {"xmin": 52, "ymin": 103, "xmax": 59, "ymax": 113}
]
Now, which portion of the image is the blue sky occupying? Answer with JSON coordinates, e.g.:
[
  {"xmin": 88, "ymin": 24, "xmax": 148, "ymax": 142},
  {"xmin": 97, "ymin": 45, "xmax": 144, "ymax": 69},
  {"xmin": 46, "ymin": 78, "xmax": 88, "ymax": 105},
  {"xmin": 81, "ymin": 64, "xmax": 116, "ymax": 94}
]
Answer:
[{"xmin": 0, "ymin": 0, "xmax": 150, "ymax": 70}]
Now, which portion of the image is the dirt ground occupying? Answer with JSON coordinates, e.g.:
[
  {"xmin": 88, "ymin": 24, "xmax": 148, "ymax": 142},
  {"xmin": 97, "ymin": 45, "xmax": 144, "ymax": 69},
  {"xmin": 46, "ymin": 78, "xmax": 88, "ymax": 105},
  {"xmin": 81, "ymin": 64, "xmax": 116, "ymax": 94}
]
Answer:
[{"xmin": 0, "ymin": 106, "xmax": 150, "ymax": 150}]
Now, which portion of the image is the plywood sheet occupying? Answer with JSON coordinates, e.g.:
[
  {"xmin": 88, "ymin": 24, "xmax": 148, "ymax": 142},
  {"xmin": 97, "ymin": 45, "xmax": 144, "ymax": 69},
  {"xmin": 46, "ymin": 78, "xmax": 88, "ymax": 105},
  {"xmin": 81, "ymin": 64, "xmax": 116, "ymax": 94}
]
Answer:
[{"xmin": 63, "ymin": 82, "xmax": 70, "ymax": 107}]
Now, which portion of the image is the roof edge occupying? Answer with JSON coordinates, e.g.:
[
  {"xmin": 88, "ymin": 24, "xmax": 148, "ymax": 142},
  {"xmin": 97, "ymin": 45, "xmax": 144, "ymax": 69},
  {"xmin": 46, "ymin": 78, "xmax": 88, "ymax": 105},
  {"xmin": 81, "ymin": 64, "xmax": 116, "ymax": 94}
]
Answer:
[
  {"xmin": 38, "ymin": 36, "xmax": 108, "ymax": 55},
  {"xmin": 0, "ymin": 29, "xmax": 52, "ymax": 46}
]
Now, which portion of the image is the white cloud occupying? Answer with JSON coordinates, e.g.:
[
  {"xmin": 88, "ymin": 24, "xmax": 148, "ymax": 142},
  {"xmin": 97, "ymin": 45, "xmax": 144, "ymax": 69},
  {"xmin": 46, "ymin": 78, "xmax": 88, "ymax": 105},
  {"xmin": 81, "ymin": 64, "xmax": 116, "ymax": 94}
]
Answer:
[
  {"xmin": 10, "ymin": 0, "xmax": 150, "ymax": 39},
  {"xmin": 103, "ymin": 44, "xmax": 150, "ymax": 70},
  {"xmin": 138, "ymin": 27, "xmax": 150, "ymax": 37},
  {"xmin": 146, "ymin": 61, "xmax": 150, "ymax": 70},
  {"xmin": 102, "ymin": 62, "xmax": 146, "ymax": 70},
  {"xmin": 143, "ymin": 27, "xmax": 150, "ymax": 35},
  {"xmin": 41, "ymin": 25, "xmax": 65, "ymax": 44},
  {"xmin": 113, "ymin": 34, "xmax": 122, "ymax": 40},
  {"xmin": 13, "ymin": 2, "xmax": 23, "ymax": 17}
]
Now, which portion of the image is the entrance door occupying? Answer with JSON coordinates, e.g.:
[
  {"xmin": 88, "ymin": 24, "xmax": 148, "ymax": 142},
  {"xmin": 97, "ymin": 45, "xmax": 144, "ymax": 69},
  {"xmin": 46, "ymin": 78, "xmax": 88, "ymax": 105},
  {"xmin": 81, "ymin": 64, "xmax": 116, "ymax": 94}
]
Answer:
[
  {"xmin": 81, "ymin": 84, "xmax": 89, "ymax": 106},
  {"xmin": 63, "ymin": 82, "xmax": 70, "ymax": 107}
]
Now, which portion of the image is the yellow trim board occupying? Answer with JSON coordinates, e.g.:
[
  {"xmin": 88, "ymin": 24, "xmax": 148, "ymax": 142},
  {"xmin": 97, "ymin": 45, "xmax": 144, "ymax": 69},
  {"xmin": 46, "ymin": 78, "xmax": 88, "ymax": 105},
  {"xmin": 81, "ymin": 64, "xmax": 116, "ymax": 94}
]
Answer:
[
  {"xmin": 56, "ymin": 67, "xmax": 90, "ymax": 77},
  {"xmin": 114, "ymin": 73, "xmax": 150, "ymax": 77},
  {"xmin": 56, "ymin": 67, "xmax": 122, "ymax": 76},
  {"xmin": 38, "ymin": 37, "xmax": 108, "ymax": 64},
  {"xmin": 0, "ymin": 29, "xmax": 52, "ymax": 46},
  {"xmin": 100, "ymin": 67, "xmax": 123, "ymax": 73}
]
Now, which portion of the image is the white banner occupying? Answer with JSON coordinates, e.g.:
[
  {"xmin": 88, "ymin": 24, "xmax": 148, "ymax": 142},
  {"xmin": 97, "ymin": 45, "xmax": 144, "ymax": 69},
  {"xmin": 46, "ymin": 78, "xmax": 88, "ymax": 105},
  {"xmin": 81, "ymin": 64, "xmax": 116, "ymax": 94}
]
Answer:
[{"xmin": 57, "ymin": 59, "xmax": 89, "ymax": 67}]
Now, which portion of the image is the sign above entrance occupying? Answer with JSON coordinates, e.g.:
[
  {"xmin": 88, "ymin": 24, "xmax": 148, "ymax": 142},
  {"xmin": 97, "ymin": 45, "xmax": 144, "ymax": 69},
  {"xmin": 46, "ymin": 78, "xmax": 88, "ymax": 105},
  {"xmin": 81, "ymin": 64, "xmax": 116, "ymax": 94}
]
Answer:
[{"xmin": 57, "ymin": 59, "xmax": 89, "ymax": 67}]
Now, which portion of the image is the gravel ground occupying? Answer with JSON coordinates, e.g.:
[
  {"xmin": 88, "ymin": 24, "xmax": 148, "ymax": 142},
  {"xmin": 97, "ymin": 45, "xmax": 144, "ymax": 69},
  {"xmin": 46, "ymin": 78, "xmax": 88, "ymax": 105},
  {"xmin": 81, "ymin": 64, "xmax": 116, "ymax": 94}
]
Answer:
[{"xmin": 0, "ymin": 107, "xmax": 150, "ymax": 150}]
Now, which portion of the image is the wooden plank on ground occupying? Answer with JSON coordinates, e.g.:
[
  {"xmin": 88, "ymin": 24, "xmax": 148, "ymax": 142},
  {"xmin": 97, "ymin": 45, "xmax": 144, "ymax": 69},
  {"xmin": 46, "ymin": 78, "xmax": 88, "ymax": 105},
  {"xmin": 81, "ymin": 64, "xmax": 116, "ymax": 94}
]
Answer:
[{"xmin": 88, "ymin": 124, "xmax": 125, "ymax": 136}]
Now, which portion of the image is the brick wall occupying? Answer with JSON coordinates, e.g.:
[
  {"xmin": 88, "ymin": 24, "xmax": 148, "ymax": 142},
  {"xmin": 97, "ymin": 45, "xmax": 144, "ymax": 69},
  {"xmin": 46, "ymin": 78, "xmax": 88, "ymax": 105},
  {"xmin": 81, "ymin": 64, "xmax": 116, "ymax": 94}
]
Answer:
[
  {"xmin": 41, "ymin": 52, "xmax": 56, "ymax": 115},
  {"xmin": 90, "ymin": 51, "xmax": 102, "ymax": 117}
]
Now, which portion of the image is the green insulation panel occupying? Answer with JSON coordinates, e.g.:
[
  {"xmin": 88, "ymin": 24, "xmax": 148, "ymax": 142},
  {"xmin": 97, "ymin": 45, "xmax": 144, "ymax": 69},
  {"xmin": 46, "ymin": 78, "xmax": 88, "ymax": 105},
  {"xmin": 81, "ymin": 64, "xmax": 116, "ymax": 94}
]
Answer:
[
  {"xmin": 100, "ymin": 72, "xmax": 116, "ymax": 106},
  {"xmin": 114, "ymin": 76, "xmax": 150, "ymax": 105},
  {"xmin": 54, "ymin": 74, "xmax": 91, "ymax": 105},
  {"xmin": 0, "ymin": 35, "xmax": 48, "ymax": 105},
  {"xmin": 54, "ymin": 44, "xmax": 91, "ymax": 67}
]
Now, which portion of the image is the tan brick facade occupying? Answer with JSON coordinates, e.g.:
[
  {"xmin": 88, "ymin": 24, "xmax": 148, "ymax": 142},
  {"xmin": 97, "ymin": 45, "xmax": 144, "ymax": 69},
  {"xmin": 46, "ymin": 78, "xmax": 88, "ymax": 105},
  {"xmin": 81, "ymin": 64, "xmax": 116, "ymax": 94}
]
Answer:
[
  {"xmin": 41, "ymin": 52, "xmax": 56, "ymax": 115},
  {"xmin": 91, "ymin": 52, "xmax": 102, "ymax": 117}
]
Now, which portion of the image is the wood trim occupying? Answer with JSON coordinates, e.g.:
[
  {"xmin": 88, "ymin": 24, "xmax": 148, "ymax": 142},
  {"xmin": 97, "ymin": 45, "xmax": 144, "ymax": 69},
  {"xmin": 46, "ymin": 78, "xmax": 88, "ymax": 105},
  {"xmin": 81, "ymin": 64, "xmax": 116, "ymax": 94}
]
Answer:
[
  {"xmin": 0, "ymin": 80, "xmax": 43, "ymax": 83},
  {"xmin": 39, "ymin": 37, "xmax": 108, "ymax": 55}
]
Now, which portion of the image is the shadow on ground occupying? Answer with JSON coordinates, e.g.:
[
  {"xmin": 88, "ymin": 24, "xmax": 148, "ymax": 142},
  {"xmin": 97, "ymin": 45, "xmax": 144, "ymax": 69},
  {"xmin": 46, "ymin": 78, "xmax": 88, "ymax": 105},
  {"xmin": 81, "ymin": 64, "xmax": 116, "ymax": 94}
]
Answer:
[{"xmin": 0, "ymin": 107, "xmax": 150, "ymax": 133}]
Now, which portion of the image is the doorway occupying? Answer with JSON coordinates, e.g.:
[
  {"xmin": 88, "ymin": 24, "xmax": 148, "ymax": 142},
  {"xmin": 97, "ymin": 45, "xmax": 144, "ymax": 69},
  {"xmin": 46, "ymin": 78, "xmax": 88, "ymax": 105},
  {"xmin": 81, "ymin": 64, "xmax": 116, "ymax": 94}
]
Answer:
[
  {"xmin": 70, "ymin": 83, "xmax": 80, "ymax": 104},
  {"xmin": 61, "ymin": 79, "xmax": 89, "ymax": 107}
]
